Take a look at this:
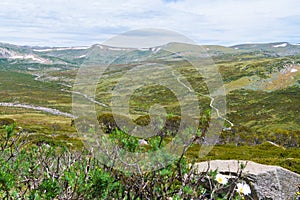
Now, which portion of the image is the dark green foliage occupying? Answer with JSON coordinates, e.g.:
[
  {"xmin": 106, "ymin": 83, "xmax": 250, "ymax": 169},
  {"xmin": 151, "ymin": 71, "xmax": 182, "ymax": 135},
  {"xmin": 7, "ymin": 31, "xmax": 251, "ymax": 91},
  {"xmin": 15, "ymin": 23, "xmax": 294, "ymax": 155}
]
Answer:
[
  {"xmin": 227, "ymin": 86, "xmax": 300, "ymax": 131},
  {"xmin": 37, "ymin": 179, "xmax": 61, "ymax": 199},
  {"xmin": 109, "ymin": 128, "xmax": 140, "ymax": 152},
  {"xmin": 134, "ymin": 114, "xmax": 181, "ymax": 136},
  {"xmin": 0, "ymin": 118, "xmax": 15, "ymax": 126},
  {"xmin": 97, "ymin": 113, "xmax": 134, "ymax": 133}
]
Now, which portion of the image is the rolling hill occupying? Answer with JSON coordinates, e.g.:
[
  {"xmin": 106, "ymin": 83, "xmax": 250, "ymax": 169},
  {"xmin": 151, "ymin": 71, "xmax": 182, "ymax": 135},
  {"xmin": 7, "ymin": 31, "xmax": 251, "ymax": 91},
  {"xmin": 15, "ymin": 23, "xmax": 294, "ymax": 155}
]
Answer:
[{"xmin": 0, "ymin": 41, "xmax": 299, "ymax": 138}]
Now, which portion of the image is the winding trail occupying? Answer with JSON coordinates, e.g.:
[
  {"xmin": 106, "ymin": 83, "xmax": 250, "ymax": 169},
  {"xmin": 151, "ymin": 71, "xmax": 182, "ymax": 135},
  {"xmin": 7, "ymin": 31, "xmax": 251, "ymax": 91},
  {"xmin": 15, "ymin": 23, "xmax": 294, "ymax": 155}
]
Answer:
[
  {"xmin": 11, "ymin": 73, "xmax": 233, "ymax": 126},
  {"xmin": 33, "ymin": 74, "xmax": 41, "ymax": 81},
  {"xmin": 0, "ymin": 102, "xmax": 76, "ymax": 118},
  {"xmin": 0, "ymin": 89, "xmax": 106, "ymax": 119},
  {"xmin": 171, "ymin": 71, "xmax": 234, "ymax": 127},
  {"xmin": 203, "ymin": 94, "xmax": 234, "ymax": 127},
  {"xmin": 0, "ymin": 75, "xmax": 107, "ymax": 118},
  {"xmin": 62, "ymin": 89, "xmax": 108, "ymax": 107},
  {"xmin": 34, "ymin": 73, "xmax": 106, "ymax": 107}
]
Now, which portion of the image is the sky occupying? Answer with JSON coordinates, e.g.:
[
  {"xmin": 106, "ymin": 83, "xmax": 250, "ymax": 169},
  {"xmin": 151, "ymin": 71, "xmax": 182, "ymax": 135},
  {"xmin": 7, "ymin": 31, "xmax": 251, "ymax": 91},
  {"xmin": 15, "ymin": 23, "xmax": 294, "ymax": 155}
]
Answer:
[{"xmin": 0, "ymin": 0, "xmax": 299, "ymax": 47}]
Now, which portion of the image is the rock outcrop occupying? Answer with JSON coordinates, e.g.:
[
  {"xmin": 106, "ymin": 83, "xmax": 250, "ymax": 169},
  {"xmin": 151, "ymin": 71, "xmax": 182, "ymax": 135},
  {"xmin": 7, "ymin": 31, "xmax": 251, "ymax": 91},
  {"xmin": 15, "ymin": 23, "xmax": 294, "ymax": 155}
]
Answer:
[{"xmin": 194, "ymin": 160, "xmax": 300, "ymax": 199}]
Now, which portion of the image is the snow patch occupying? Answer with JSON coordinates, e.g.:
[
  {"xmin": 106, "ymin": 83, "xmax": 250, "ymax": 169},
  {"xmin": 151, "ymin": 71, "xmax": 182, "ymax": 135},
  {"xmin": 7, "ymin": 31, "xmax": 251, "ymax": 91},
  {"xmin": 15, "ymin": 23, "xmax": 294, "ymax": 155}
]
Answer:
[
  {"xmin": 0, "ymin": 48, "xmax": 13, "ymax": 57},
  {"xmin": 273, "ymin": 43, "xmax": 287, "ymax": 48},
  {"xmin": 78, "ymin": 55, "xmax": 87, "ymax": 58},
  {"xmin": 34, "ymin": 46, "xmax": 90, "ymax": 52},
  {"xmin": 151, "ymin": 47, "xmax": 161, "ymax": 53},
  {"xmin": 107, "ymin": 47, "xmax": 130, "ymax": 51},
  {"xmin": 138, "ymin": 48, "xmax": 149, "ymax": 51},
  {"xmin": 10, "ymin": 54, "xmax": 50, "ymax": 64},
  {"xmin": 27, "ymin": 67, "xmax": 38, "ymax": 71}
]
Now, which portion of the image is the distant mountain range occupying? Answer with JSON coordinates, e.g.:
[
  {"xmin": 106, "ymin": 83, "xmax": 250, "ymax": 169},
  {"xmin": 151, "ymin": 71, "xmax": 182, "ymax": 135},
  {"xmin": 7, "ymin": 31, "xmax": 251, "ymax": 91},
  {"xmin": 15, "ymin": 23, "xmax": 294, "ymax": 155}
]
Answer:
[{"xmin": 1, "ymin": 42, "xmax": 300, "ymax": 65}]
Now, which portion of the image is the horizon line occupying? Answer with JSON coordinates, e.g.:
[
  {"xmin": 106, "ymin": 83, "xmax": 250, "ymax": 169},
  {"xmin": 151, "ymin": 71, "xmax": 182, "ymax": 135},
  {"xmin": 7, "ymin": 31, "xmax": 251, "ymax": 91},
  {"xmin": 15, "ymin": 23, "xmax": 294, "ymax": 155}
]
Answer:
[{"xmin": 1, "ymin": 40, "xmax": 300, "ymax": 48}]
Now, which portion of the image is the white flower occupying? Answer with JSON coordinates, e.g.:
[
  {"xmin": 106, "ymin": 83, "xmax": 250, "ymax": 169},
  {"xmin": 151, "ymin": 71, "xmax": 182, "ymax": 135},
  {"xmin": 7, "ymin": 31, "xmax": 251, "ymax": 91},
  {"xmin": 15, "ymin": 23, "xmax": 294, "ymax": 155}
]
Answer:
[
  {"xmin": 236, "ymin": 183, "xmax": 251, "ymax": 195},
  {"xmin": 215, "ymin": 173, "xmax": 228, "ymax": 185}
]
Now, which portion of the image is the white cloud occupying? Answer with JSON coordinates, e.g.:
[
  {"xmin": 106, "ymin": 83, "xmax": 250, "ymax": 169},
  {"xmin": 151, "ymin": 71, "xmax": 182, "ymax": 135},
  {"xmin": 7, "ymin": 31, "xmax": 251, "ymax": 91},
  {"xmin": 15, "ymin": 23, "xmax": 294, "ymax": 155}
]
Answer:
[{"xmin": 0, "ymin": 0, "xmax": 299, "ymax": 46}]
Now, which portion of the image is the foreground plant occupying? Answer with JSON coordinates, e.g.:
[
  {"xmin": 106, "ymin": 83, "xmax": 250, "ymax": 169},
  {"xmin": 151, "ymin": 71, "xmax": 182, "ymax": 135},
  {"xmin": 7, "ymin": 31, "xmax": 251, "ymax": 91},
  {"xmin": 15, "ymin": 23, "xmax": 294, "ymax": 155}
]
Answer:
[
  {"xmin": 236, "ymin": 182, "xmax": 251, "ymax": 198},
  {"xmin": 215, "ymin": 173, "xmax": 228, "ymax": 185}
]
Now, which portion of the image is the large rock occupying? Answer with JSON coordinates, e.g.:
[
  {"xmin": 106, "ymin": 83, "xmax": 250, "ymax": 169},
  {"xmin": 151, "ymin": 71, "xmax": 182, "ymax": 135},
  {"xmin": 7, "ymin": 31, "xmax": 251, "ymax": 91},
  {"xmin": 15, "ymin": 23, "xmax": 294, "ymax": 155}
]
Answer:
[{"xmin": 194, "ymin": 160, "xmax": 300, "ymax": 199}]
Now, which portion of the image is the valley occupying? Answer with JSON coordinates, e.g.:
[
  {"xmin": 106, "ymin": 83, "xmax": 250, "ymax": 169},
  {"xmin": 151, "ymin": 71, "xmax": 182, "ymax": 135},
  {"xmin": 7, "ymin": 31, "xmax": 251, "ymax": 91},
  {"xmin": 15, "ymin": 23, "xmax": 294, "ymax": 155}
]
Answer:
[{"xmin": 0, "ymin": 41, "xmax": 299, "ymax": 173}]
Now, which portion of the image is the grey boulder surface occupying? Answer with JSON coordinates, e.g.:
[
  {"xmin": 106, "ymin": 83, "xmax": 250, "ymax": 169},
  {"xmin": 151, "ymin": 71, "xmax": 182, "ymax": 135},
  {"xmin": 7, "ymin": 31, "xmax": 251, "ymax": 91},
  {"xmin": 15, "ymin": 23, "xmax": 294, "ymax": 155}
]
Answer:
[{"xmin": 194, "ymin": 160, "xmax": 300, "ymax": 199}]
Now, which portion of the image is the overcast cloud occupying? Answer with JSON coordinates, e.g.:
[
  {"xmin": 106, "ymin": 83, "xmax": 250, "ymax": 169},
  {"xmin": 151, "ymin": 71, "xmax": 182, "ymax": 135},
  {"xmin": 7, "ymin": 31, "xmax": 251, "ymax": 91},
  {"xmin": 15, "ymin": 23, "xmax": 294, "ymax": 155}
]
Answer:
[{"xmin": 0, "ymin": 0, "xmax": 299, "ymax": 46}]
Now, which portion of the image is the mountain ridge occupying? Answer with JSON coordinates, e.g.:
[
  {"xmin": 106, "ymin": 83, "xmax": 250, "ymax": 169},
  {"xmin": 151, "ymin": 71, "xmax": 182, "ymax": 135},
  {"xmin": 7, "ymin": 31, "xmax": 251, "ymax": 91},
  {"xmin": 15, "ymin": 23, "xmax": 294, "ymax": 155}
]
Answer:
[
  {"xmin": 1, "ymin": 41, "xmax": 300, "ymax": 65},
  {"xmin": 2, "ymin": 41, "xmax": 300, "ymax": 52}
]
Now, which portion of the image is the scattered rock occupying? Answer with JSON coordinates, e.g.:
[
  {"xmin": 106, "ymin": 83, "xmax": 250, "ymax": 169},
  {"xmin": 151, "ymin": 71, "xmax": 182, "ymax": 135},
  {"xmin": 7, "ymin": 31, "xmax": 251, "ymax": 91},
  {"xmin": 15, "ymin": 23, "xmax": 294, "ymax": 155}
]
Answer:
[{"xmin": 138, "ymin": 139, "xmax": 148, "ymax": 146}]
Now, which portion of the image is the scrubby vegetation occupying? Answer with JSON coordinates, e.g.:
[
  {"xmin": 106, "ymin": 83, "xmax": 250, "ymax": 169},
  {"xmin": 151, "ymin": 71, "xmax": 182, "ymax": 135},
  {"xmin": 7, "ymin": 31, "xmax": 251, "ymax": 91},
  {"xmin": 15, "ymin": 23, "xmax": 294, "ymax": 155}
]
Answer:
[
  {"xmin": 96, "ymin": 113, "xmax": 300, "ymax": 173},
  {"xmin": 0, "ymin": 123, "xmax": 258, "ymax": 199}
]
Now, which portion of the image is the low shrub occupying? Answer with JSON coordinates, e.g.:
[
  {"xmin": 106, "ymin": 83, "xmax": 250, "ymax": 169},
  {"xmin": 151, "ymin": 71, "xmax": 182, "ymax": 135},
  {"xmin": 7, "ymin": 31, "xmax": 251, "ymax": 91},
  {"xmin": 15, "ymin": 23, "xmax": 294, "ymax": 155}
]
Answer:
[{"xmin": 0, "ymin": 124, "xmax": 254, "ymax": 199}]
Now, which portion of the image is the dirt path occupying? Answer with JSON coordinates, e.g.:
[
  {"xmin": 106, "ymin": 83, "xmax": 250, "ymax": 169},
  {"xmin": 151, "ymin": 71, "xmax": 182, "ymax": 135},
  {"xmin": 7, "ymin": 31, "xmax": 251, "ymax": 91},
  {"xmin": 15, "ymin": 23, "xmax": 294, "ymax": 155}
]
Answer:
[
  {"xmin": 61, "ymin": 89, "xmax": 108, "ymax": 107},
  {"xmin": 171, "ymin": 71, "xmax": 234, "ymax": 127},
  {"xmin": 0, "ymin": 102, "xmax": 75, "ymax": 118}
]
